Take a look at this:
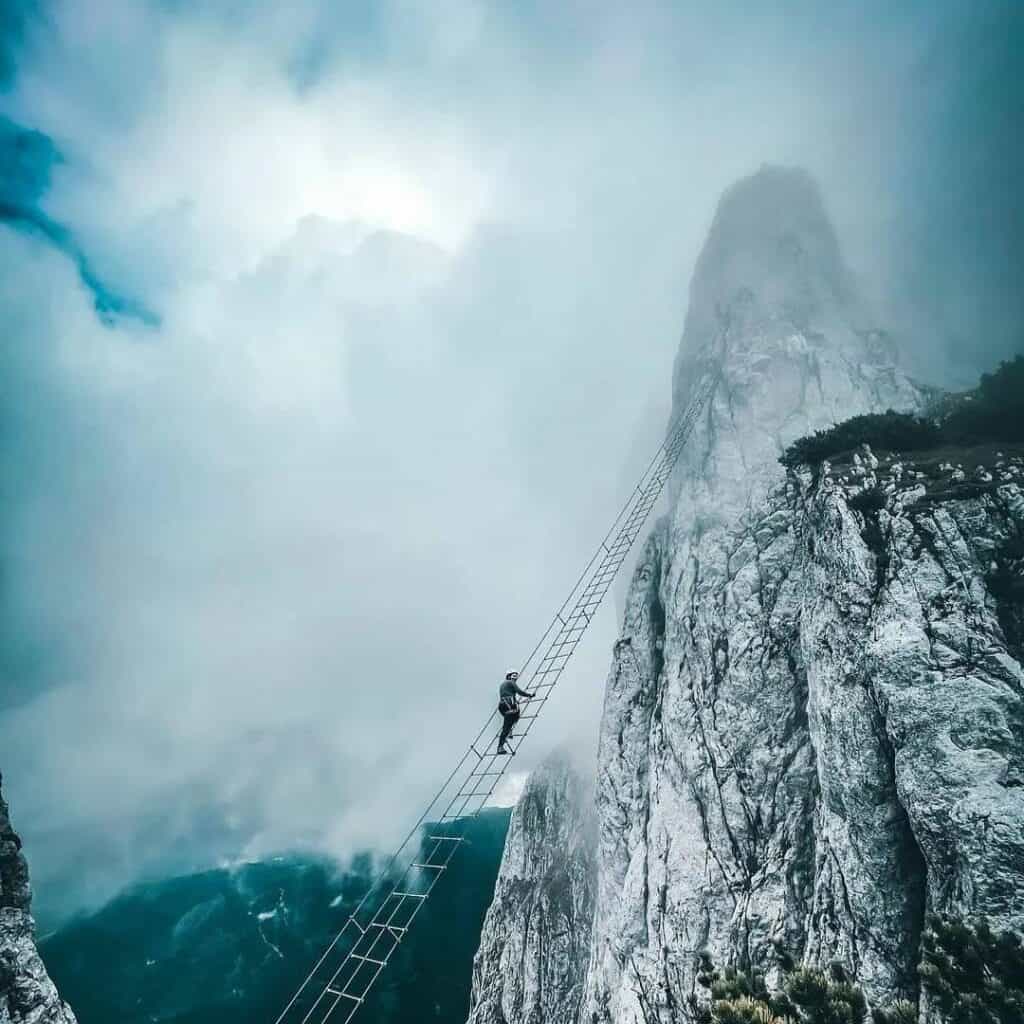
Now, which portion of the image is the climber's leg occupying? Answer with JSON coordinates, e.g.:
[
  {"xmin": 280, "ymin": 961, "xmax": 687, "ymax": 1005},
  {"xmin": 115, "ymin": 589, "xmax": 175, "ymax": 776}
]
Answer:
[{"xmin": 497, "ymin": 708, "xmax": 520, "ymax": 753}]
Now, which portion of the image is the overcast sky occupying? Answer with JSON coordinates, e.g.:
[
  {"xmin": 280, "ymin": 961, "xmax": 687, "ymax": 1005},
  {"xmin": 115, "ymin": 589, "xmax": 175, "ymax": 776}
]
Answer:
[{"xmin": 1, "ymin": 0, "xmax": 1021, "ymax": 925}]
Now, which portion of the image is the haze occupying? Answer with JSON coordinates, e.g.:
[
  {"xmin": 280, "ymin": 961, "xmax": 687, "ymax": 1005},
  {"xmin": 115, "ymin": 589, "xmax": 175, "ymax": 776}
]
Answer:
[{"xmin": 0, "ymin": 0, "xmax": 1020, "ymax": 925}]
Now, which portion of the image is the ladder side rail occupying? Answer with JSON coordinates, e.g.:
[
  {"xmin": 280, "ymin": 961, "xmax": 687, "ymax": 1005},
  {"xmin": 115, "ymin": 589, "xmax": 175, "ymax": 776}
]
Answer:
[
  {"xmin": 273, "ymin": 738, "xmax": 487, "ymax": 1024},
  {"xmin": 509, "ymin": 382, "xmax": 713, "ymax": 732},
  {"xmin": 321, "ymin": 769, "xmax": 499, "ymax": 1012},
  {"xmin": 510, "ymin": 377, "xmax": 707, "ymax": 684},
  {"xmin": 506, "ymin": 443, "xmax": 685, "ymax": 739},
  {"xmin": 330, "ymin": 443, "xmax": 670, "ymax": 998},
  {"xmin": 518, "ymin": 459, "xmax": 672, "ymax": 685},
  {"xmin": 274, "ymin": 369, "xmax": 719, "ymax": 1024},
  {"xmin": 433, "ymin": 365, "xmax": 716, "ymax": 899},
  {"xmin": 314, "ymin": 817, "xmax": 476, "ymax": 1018}
]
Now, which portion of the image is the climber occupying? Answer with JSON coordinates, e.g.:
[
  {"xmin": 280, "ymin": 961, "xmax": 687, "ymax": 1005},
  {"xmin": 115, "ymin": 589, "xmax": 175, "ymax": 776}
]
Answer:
[{"xmin": 497, "ymin": 671, "xmax": 534, "ymax": 755}]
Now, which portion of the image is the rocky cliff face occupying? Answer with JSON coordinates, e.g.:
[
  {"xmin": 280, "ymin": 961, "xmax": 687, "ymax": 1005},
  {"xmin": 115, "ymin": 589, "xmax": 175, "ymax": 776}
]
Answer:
[
  {"xmin": 467, "ymin": 755, "xmax": 595, "ymax": 1024},
  {"xmin": 0, "ymin": 774, "xmax": 77, "ymax": 1024},
  {"xmin": 587, "ymin": 441, "xmax": 1024, "ymax": 1020},
  {"xmin": 585, "ymin": 160, "xmax": 922, "ymax": 1018},
  {"xmin": 468, "ymin": 166, "xmax": 1024, "ymax": 1023}
]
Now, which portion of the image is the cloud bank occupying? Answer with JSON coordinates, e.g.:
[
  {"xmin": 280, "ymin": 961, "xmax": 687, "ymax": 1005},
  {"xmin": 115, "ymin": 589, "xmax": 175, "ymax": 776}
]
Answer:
[{"xmin": 0, "ymin": 0, "xmax": 1020, "ymax": 923}]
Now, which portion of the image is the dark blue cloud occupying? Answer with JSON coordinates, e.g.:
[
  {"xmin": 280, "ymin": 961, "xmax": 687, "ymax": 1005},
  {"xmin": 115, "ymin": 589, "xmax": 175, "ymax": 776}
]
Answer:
[
  {"xmin": 0, "ymin": 115, "xmax": 157, "ymax": 713},
  {"xmin": 0, "ymin": 115, "xmax": 66, "ymax": 709},
  {"xmin": 0, "ymin": 116, "xmax": 158, "ymax": 326},
  {"xmin": 0, "ymin": 0, "xmax": 39, "ymax": 86}
]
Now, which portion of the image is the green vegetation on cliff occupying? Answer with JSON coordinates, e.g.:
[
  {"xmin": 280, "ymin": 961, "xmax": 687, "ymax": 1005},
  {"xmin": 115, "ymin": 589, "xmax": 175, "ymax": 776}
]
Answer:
[
  {"xmin": 633, "ymin": 917, "xmax": 1024, "ymax": 1024},
  {"xmin": 780, "ymin": 356, "xmax": 1024, "ymax": 468}
]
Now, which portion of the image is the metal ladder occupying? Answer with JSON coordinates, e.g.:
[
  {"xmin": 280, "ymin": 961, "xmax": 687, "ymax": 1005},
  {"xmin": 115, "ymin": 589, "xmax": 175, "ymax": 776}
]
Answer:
[{"xmin": 273, "ymin": 369, "xmax": 718, "ymax": 1024}]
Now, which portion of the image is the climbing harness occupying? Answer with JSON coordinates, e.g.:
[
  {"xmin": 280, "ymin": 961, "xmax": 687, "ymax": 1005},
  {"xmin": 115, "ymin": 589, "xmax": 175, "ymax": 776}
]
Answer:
[{"xmin": 273, "ymin": 368, "xmax": 718, "ymax": 1024}]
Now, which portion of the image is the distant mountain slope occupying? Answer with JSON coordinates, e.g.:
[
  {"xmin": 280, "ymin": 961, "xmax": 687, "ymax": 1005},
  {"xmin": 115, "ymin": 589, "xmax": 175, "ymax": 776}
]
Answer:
[{"xmin": 40, "ymin": 808, "xmax": 509, "ymax": 1024}]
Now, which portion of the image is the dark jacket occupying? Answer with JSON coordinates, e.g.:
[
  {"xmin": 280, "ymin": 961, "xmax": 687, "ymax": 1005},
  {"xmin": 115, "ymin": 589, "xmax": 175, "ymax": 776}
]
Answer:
[{"xmin": 499, "ymin": 679, "xmax": 531, "ymax": 701}]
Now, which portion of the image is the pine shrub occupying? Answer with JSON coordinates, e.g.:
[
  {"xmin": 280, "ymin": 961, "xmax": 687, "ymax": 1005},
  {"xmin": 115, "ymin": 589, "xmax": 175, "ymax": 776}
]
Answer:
[
  {"xmin": 780, "ymin": 355, "xmax": 1024, "ymax": 468},
  {"xmin": 918, "ymin": 915, "xmax": 1024, "ymax": 1024}
]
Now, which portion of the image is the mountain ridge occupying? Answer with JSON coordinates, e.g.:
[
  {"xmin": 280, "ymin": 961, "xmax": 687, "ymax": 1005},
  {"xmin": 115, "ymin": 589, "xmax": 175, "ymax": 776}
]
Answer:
[{"xmin": 467, "ymin": 166, "xmax": 1024, "ymax": 1023}]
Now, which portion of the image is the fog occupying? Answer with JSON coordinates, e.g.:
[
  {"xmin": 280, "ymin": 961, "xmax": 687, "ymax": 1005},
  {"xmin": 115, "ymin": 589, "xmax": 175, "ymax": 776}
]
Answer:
[{"xmin": 0, "ymin": 0, "xmax": 1020, "ymax": 924}]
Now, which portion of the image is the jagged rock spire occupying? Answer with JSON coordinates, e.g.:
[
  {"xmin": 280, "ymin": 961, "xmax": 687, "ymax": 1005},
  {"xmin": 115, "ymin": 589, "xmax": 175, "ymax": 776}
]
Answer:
[{"xmin": 1, "ymin": 774, "xmax": 78, "ymax": 1023}]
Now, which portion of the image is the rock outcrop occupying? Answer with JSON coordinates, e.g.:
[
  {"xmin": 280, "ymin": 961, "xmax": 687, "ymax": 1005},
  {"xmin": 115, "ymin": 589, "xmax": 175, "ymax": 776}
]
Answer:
[
  {"xmin": 467, "ymin": 755, "xmax": 595, "ymax": 1024},
  {"xmin": 792, "ymin": 447, "xmax": 1024, "ymax": 989},
  {"xmin": 468, "ymin": 166, "xmax": 1024, "ymax": 1023},
  {"xmin": 1, "ymin": 774, "xmax": 77, "ymax": 1024},
  {"xmin": 588, "ymin": 165, "xmax": 926, "ymax": 1021}
]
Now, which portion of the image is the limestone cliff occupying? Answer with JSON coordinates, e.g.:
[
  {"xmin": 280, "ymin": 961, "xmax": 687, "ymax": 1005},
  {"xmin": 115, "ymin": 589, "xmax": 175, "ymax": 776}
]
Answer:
[
  {"xmin": 0, "ymin": 774, "xmax": 77, "ymax": 1024},
  {"xmin": 467, "ymin": 755, "xmax": 595, "ymax": 1024},
  {"xmin": 468, "ymin": 166, "xmax": 1024, "ymax": 1023}
]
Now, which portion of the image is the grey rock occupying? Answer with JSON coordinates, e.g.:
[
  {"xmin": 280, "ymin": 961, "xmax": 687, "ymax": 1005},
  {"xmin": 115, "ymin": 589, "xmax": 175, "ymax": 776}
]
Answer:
[
  {"xmin": 466, "ymin": 754, "xmax": 595, "ymax": 1024},
  {"xmin": 584, "ymin": 165, "xmax": 929, "ymax": 1022},
  {"xmin": 470, "ymin": 167, "xmax": 1024, "ymax": 1023},
  {"xmin": 1, "ymin": 774, "xmax": 77, "ymax": 1024}
]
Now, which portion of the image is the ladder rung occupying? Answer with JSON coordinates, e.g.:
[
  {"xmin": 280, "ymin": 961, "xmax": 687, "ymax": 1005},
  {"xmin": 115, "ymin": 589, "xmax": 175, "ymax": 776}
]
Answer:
[
  {"xmin": 538, "ymin": 657, "xmax": 571, "ymax": 668},
  {"xmin": 326, "ymin": 987, "xmax": 362, "ymax": 1003},
  {"xmin": 411, "ymin": 862, "xmax": 447, "ymax": 870},
  {"xmin": 426, "ymin": 835, "xmax": 465, "ymax": 842},
  {"xmin": 392, "ymin": 891, "xmax": 428, "ymax": 899},
  {"xmin": 350, "ymin": 953, "xmax": 388, "ymax": 967}
]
